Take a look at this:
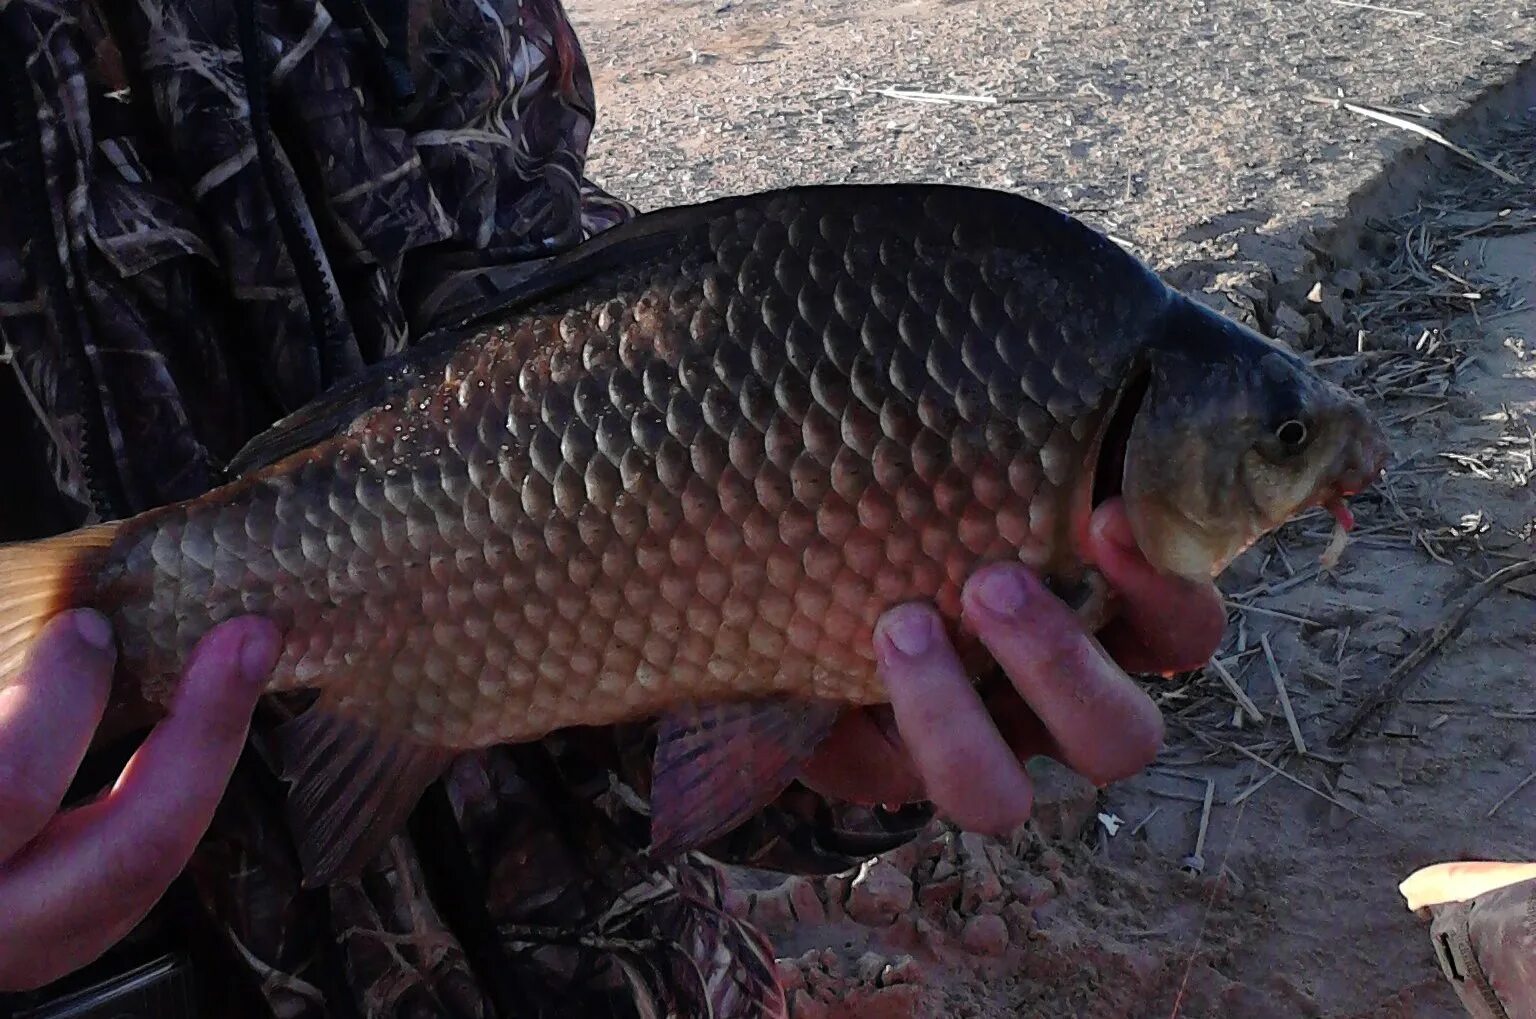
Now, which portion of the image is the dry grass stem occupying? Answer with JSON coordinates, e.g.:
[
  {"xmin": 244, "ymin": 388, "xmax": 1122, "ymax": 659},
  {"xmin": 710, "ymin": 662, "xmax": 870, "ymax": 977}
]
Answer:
[
  {"xmin": 1224, "ymin": 742, "xmax": 1382, "ymax": 828},
  {"xmin": 1331, "ymin": 559, "xmax": 1536, "ymax": 748},
  {"xmin": 1262, "ymin": 634, "xmax": 1309, "ymax": 755},
  {"xmin": 1327, "ymin": 0, "xmax": 1426, "ymax": 17},
  {"xmin": 1487, "ymin": 770, "xmax": 1536, "ymax": 819},
  {"xmin": 1207, "ymin": 656, "xmax": 1265, "ymax": 725},
  {"xmin": 1305, "ymin": 96, "xmax": 1521, "ymax": 184}
]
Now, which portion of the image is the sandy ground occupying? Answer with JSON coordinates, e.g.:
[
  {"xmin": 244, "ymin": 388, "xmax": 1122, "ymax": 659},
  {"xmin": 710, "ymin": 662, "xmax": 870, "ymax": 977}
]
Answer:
[
  {"xmin": 568, "ymin": 0, "xmax": 1534, "ymax": 292},
  {"xmin": 561, "ymin": 3, "xmax": 1535, "ymax": 1016}
]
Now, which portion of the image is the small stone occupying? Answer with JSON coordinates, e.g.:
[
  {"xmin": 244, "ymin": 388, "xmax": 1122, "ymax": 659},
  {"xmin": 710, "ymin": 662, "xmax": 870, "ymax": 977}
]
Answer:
[
  {"xmin": 961, "ymin": 862, "xmax": 1003, "ymax": 910},
  {"xmin": 785, "ymin": 875, "xmax": 825, "ymax": 925},
  {"xmin": 961, "ymin": 913, "xmax": 1010, "ymax": 956},
  {"xmin": 776, "ymin": 959, "xmax": 806, "ymax": 993},
  {"xmin": 1009, "ymin": 873, "xmax": 1056, "ymax": 907},
  {"xmin": 880, "ymin": 955, "xmax": 921, "ymax": 986},
  {"xmin": 855, "ymin": 951, "xmax": 887, "ymax": 984},
  {"xmin": 1319, "ymin": 290, "xmax": 1347, "ymax": 327},
  {"xmin": 1335, "ymin": 267, "xmax": 1364, "ymax": 293},
  {"xmin": 887, "ymin": 913, "xmax": 918, "ymax": 947},
  {"xmin": 881, "ymin": 841, "xmax": 922, "ymax": 875},
  {"xmin": 1273, "ymin": 302, "xmax": 1311, "ymax": 346},
  {"xmin": 1038, "ymin": 849, "xmax": 1064, "ymax": 876},
  {"xmin": 846, "ymin": 859, "xmax": 914, "ymax": 926},
  {"xmin": 958, "ymin": 833, "xmax": 1005, "ymax": 911},
  {"xmin": 823, "ymin": 872, "xmax": 851, "ymax": 920},
  {"xmin": 918, "ymin": 873, "xmax": 963, "ymax": 911},
  {"xmin": 1003, "ymin": 901, "xmax": 1036, "ymax": 940},
  {"xmin": 789, "ymin": 989, "xmax": 828, "ymax": 1019},
  {"xmin": 748, "ymin": 885, "xmax": 795, "ymax": 931}
]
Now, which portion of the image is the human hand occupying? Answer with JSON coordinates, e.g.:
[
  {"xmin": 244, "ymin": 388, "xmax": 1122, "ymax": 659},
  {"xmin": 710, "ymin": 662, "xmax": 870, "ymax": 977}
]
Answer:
[
  {"xmin": 800, "ymin": 496, "xmax": 1226, "ymax": 833},
  {"xmin": 0, "ymin": 610, "xmax": 280, "ymax": 992}
]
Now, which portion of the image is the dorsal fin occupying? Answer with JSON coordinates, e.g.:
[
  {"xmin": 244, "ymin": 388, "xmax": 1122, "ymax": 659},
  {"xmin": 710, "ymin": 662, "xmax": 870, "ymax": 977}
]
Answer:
[{"xmin": 221, "ymin": 201, "xmax": 721, "ymax": 479}]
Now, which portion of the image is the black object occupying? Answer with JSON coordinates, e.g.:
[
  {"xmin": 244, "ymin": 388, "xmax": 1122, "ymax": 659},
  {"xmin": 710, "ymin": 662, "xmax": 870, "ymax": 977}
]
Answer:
[{"xmin": 4, "ymin": 956, "xmax": 197, "ymax": 1019}]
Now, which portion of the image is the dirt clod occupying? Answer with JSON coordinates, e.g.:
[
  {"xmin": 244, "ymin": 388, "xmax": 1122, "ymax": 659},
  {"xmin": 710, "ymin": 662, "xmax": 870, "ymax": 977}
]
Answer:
[
  {"xmin": 846, "ymin": 859, "xmax": 915, "ymax": 927},
  {"xmin": 960, "ymin": 913, "xmax": 1010, "ymax": 957}
]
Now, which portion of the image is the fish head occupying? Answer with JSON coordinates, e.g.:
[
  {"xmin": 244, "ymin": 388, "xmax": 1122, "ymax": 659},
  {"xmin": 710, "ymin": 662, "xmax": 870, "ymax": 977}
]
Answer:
[{"xmin": 1109, "ymin": 297, "xmax": 1391, "ymax": 581}]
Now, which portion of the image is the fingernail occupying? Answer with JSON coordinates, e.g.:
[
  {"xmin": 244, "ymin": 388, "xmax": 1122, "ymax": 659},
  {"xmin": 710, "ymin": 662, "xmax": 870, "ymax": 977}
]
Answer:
[
  {"xmin": 878, "ymin": 604, "xmax": 936, "ymax": 658},
  {"xmin": 239, "ymin": 627, "xmax": 281, "ymax": 686},
  {"xmin": 971, "ymin": 569, "xmax": 1026, "ymax": 617},
  {"xmin": 73, "ymin": 609, "xmax": 114, "ymax": 651}
]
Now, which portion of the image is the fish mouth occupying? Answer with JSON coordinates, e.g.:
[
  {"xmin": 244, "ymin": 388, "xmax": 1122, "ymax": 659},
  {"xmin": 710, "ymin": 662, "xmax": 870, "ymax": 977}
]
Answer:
[
  {"xmin": 1091, "ymin": 366, "xmax": 1152, "ymax": 511},
  {"xmin": 1308, "ymin": 421, "xmax": 1393, "ymax": 533}
]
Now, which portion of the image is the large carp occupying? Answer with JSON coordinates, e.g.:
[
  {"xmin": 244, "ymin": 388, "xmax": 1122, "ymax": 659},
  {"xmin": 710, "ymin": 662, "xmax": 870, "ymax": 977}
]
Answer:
[{"xmin": 0, "ymin": 185, "xmax": 1388, "ymax": 884}]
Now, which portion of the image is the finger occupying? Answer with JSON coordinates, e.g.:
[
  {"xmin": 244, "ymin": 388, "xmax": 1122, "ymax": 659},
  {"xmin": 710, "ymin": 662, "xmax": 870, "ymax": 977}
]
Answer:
[
  {"xmin": 976, "ymin": 678, "xmax": 1068, "ymax": 763},
  {"xmin": 1399, "ymin": 861, "xmax": 1536, "ymax": 911},
  {"xmin": 873, "ymin": 602, "xmax": 1035, "ymax": 834},
  {"xmin": 798, "ymin": 707, "xmax": 926, "ymax": 806},
  {"xmin": 0, "ymin": 617, "xmax": 279, "ymax": 991},
  {"xmin": 1088, "ymin": 499, "xmax": 1226, "ymax": 675},
  {"xmin": 961, "ymin": 564, "xmax": 1164, "ymax": 787},
  {"xmin": 0, "ymin": 610, "xmax": 116, "ymax": 862}
]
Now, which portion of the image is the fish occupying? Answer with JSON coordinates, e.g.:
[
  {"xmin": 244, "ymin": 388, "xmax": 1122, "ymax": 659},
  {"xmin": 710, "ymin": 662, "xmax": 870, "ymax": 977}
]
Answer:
[{"xmin": 0, "ymin": 184, "xmax": 1389, "ymax": 886}]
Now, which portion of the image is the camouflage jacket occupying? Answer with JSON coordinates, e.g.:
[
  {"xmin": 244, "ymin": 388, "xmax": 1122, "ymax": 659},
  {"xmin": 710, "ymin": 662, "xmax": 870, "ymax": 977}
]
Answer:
[{"xmin": 0, "ymin": 2, "xmax": 929, "ymax": 1017}]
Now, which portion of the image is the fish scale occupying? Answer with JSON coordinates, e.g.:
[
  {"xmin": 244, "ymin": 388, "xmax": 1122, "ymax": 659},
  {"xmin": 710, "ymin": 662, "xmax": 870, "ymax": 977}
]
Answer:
[{"xmin": 0, "ymin": 183, "xmax": 1388, "ymax": 884}]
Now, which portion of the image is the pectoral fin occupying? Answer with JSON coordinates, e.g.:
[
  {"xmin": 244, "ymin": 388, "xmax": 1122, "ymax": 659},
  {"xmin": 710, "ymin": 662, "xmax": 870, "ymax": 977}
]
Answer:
[
  {"xmin": 648, "ymin": 700, "xmax": 842, "ymax": 858},
  {"xmin": 270, "ymin": 705, "xmax": 456, "ymax": 887}
]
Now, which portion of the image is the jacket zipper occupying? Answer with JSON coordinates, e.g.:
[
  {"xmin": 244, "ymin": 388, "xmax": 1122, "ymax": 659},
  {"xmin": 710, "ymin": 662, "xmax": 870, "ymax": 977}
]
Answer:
[
  {"xmin": 235, "ymin": 0, "xmax": 351, "ymax": 392},
  {"xmin": 0, "ymin": 10, "xmax": 130, "ymax": 521}
]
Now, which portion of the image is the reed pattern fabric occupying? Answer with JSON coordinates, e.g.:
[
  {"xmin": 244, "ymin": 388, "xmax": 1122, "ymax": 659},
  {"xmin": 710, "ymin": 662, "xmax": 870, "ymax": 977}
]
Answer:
[{"xmin": 0, "ymin": 1, "xmax": 930, "ymax": 1015}]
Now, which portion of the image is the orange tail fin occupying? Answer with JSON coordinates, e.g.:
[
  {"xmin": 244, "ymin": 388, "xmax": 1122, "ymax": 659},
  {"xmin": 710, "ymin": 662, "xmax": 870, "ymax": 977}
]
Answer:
[{"xmin": 0, "ymin": 523, "xmax": 120, "ymax": 685}]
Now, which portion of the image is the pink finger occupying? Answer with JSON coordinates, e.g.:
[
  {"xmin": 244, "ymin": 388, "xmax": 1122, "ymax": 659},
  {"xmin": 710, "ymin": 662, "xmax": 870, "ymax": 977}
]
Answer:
[
  {"xmin": 874, "ymin": 602, "xmax": 1035, "ymax": 834},
  {"xmin": 0, "ymin": 617, "xmax": 279, "ymax": 990},
  {"xmin": 1088, "ymin": 501, "xmax": 1226, "ymax": 675},
  {"xmin": 960, "ymin": 564, "xmax": 1164, "ymax": 787},
  {"xmin": 0, "ymin": 611, "xmax": 115, "ymax": 862}
]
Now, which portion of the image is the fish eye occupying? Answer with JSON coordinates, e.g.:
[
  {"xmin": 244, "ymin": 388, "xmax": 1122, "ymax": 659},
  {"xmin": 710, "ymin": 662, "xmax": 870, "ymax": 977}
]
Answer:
[{"xmin": 1275, "ymin": 419, "xmax": 1309, "ymax": 448}]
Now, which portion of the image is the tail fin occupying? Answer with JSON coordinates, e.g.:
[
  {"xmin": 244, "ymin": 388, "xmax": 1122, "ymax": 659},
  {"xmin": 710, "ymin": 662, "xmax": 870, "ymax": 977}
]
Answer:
[{"xmin": 0, "ymin": 523, "xmax": 121, "ymax": 683}]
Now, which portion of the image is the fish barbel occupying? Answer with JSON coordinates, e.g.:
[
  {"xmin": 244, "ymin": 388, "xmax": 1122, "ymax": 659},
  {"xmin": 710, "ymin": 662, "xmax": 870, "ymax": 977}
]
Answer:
[{"xmin": 0, "ymin": 184, "xmax": 1388, "ymax": 884}]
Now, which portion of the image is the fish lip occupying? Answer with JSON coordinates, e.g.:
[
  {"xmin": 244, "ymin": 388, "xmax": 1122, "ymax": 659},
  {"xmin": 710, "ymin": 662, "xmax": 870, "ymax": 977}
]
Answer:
[{"xmin": 1303, "ymin": 420, "xmax": 1392, "ymax": 524}]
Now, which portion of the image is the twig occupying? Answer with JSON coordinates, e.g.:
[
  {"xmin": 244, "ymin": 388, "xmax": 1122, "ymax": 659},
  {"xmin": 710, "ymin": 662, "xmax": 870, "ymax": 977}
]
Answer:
[
  {"xmin": 834, "ymin": 84, "xmax": 998, "ymax": 106},
  {"xmin": 1330, "ymin": 560, "xmax": 1536, "ymax": 748},
  {"xmin": 1181, "ymin": 780, "xmax": 1217, "ymax": 873},
  {"xmin": 1128, "ymin": 806, "xmax": 1163, "ymax": 837},
  {"xmin": 1487, "ymin": 770, "xmax": 1536, "ymax": 819},
  {"xmin": 1304, "ymin": 96, "xmax": 1521, "ymax": 185},
  {"xmin": 1225, "ymin": 600, "xmax": 1321, "ymax": 626},
  {"xmin": 1262, "ymin": 633, "xmax": 1308, "ymax": 755},
  {"xmin": 1224, "ymin": 742, "xmax": 1385, "ymax": 829},
  {"xmin": 1208, "ymin": 656, "xmax": 1265, "ymax": 725},
  {"xmin": 1328, "ymin": 0, "xmax": 1425, "ymax": 15},
  {"xmin": 1230, "ymin": 765, "xmax": 1281, "ymax": 806}
]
